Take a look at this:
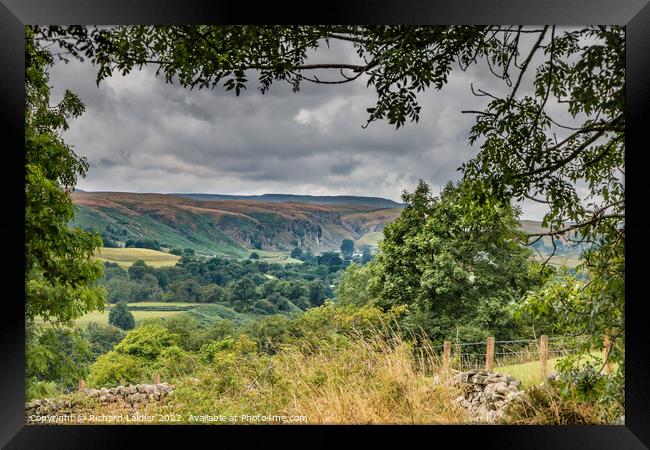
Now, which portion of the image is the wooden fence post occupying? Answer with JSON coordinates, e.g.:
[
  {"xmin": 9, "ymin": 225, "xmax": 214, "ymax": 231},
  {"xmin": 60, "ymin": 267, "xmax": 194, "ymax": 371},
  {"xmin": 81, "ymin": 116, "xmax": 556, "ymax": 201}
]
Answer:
[
  {"xmin": 540, "ymin": 335, "xmax": 549, "ymax": 380},
  {"xmin": 78, "ymin": 379, "xmax": 85, "ymax": 391},
  {"xmin": 443, "ymin": 341, "xmax": 451, "ymax": 373},
  {"xmin": 603, "ymin": 334, "xmax": 612, "ymax": 375},
  {"xmin": 485, "ymin": 337, "xmax": 495, "ymax": 372},
  {"xmin": 154, "ymin": 373, "xmax": 161, "ymax": 384}
]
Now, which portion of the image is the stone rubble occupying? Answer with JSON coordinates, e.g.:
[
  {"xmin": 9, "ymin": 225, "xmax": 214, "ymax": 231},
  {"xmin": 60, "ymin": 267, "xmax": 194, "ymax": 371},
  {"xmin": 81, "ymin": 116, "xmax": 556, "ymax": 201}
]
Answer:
[
  {"xmin": 25, "ymin": 383, "xmax": 174, "ymax": 419},
  {"xmin": 449, "ymin": 369, "xmax": 525, "ymax": 423}
]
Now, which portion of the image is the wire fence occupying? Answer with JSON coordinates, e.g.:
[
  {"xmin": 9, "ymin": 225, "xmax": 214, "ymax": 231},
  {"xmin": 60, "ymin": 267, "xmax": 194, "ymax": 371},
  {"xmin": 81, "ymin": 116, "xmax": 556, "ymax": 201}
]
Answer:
[{"xmin": 411, "ymin": 334, "xmax": 591, "ymax": 374}]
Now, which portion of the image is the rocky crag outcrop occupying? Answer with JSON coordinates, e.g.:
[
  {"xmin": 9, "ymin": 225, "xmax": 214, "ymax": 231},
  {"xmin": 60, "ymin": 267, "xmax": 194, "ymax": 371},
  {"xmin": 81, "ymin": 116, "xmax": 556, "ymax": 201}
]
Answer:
[
  {"xmin": 450, "ymin": 370, "xmax": 525, "ymax": 423},
  {"xmin": 25, "ymin": 383, "xmax": 174, "ymax": 421}
]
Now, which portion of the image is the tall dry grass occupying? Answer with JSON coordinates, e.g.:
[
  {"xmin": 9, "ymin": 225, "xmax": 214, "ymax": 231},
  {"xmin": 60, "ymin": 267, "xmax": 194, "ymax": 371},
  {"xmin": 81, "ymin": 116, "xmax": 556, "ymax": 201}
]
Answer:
[
  {"xmin": 40, "ymin": 325, "xmax": 470, "ymax": 424},
  {"xmin": 240, "ymin": 330, "xmax": 467, "ymax": 424}
]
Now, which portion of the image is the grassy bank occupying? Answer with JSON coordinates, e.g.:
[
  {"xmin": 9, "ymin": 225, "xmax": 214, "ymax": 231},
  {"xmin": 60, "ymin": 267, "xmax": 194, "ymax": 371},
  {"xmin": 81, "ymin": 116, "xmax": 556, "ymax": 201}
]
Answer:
[{"xmin": 49, "ymin": 333, "xmax": 470, "ymax": 424}]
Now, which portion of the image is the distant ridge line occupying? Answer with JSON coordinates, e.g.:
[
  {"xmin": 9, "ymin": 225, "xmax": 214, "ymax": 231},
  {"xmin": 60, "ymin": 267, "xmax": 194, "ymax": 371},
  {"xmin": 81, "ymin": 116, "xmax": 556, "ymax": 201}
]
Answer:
[{"xmin": 168, "ymin": 192, "xmax": 404, "ymax": 208}]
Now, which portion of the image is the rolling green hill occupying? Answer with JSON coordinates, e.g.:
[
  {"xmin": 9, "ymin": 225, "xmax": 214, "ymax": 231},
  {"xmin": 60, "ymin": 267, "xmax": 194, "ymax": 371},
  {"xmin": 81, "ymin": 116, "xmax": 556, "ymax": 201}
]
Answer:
[
  {"xmin": 72, "ymin": 198, "xmax": 248, "ymax": 258},
  {"xmin": 71, "ymin": 191, "xmax": 403, "ymax": 257}
]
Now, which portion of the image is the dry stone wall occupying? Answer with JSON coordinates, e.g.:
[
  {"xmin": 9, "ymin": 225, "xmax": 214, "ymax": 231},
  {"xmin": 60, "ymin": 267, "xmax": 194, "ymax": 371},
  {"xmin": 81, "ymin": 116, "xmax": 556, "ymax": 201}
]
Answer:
[
  {"xmin": 450, "ymin": 370, "xmax": 525, "ymax": 423},
  {"xmin": 25, "ymin": 383, "xmax": 174, "ymax": 419}
]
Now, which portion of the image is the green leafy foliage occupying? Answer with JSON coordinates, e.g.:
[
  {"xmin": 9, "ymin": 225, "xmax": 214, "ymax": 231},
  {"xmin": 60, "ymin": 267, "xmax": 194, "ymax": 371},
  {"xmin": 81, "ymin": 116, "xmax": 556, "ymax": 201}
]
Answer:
[
  {"xmin": 340, "ymin": 239, "xmax": 355, "ymax": 259},
  {"xmin": 83, "ymin": 322, "xmax": 126, "ymax": 358},
  {"xmin": 114, "ymin": 324, "xmax": 179, "ymax": 360},
  {"xmin": 25, "ymin": 28, "xmax": 106, "ymax": 327},
  {"xmin": 367, "ymin": 180, "xmax": 545, "ymax": 341},
  {"xmin": 108, "ymin": 302, "xmax": 135, "ymax": 330},
  {"xmin": 335, "ymin": 262, "xmax": 377, "ymax": 307},
  {"xmin": 26, "ymin": 325, "xmax": 93, "ymax": 399},
  {"xmin": 88, "ymin": 324, "xmax": 182, "ymax": 386},
  {"xmin": 25, "ymin": 26, "xmax": 108, "ymax": 397},
  {"xmin": 87, "ymin": 352, "xmax": 148, "ymax": 387}
]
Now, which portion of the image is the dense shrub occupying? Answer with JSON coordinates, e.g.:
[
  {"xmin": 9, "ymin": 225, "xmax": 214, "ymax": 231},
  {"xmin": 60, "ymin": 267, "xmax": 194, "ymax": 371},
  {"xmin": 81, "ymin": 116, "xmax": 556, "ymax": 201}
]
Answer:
[
  {"xmin": 108, "ymin": 302, "xmax": 135, "ymax": 330},
  {"xmin": 84, "ymin": 322, "xmax": 126, "ymax": 358},
  {"xmin": 26, "ymin": 326, "xmax": 93, "ymax": 397},
  {"xmin": 254, "ymin": 299, "xmax": 278, "ymax": 314},
  {"xmin": 114, "ymin": 324, "xmax": 179, "ymax": 360},
  {"xmin": 125, "ymin": 239, "xmax": 161, "ymax": 250},
  {"xmin": 87, "ymin": 324, "xmax": 181, "ymax": 386},
  {"xmin": 87, "ymin": 352, "xmax": 148, "ymax": 387},
  {"xmin": 154, "ymin": 346, "xmax": 199, "ymax": 379},
  {"xmin": 504, "ymin": 382, "xmax": 602, "ymax": 425}
]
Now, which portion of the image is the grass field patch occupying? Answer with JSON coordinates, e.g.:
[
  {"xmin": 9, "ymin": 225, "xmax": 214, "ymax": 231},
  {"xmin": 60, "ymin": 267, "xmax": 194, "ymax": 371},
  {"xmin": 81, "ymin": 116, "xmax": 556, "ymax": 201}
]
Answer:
[
  {"xmin": 73, "ymin": 309, "xmax": 182, "ymax": 327},
  {"xmin": 95, "ymin": 247, "xmax": 181, "ymax": 268}
]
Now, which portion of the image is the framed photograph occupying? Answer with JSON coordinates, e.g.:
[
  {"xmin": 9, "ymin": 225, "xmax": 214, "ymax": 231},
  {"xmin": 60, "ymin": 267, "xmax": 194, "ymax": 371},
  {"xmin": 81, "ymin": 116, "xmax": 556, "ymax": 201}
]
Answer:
[{"xmin": 2, "ymin": 0, "xmax": 648, "ymax": 447}]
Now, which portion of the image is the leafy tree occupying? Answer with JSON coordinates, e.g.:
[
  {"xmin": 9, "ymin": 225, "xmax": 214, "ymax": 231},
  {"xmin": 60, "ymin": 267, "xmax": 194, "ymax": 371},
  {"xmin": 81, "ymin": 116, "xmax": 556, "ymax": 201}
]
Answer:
[
  {"xmin": 197, "ymin": 283, "xmax": 228, "ymax": 303},
  {"xmin": 26, "ymin": 325, "xmax": 93, "ymax": 397},
  {"xmin": 103, "ymin": 277, "xmax": 130, "ymax": 303},
  {"xmin": 154, "ymin": 345, "xmax": 199, "ymax": 379},
  {"xmin": 308, "ymin": 279, "xmax": 329, "ymax": 307},
  {"xmin": 229, "ymin": 277, "xmax": 260, "ymax": 312},
  {"xmin": 266, "ymin": 292, "xmax": 294, "ymax": 312},
  {"xmin": 335, "ymin": 262, "xmax": 377, "ymax": 307},
  {"xmin": 88, "ymin": 323, "xmax": 181, "ymax": 386},
  {"xmin": 83, "ymin": 322, "xmax": 126, "ymax": 359},
  {"xmin": 283, "ymin": 281, "xmax": 308, "ymax": 304},
  {"xmin": 254, "ymin": 299, "xmax": 279, "ymax": 314},
  {"xmin": 25, "ymin": 27, "xmax": 106, "ymax": 326},
  {"xmin": 169, "ymin": 278, "xmax": 202, "ymax": 302},
  {"xmin": 204, "ymin": 319, "xmax": 237, "ymax": 343},
  {"xmin": 317, "ymin": 252, "xmax": 344, "ymax": 273},
  {"xmin": 290, "ymin": 247, "xmax": 303, "ymax": 259},
  {"xmin": 100, "ymin": 233, "xmax": 120, "ymax": 248},
  {"xmin": 108, "ymin": 302, "xmax": 135, "ymax": 330},
  {"xmin": 87, "ymin": 351, "xmax": 146, "ymax": 387},
  {"xmin": 125, "ymin": 239, "xmax": 161, "ymax": 250},
  {"xmin": 128, "ymin": 259, "xmax": 150, "ymax": 280},
  {"xmin": 340, "ymin": 239, "xmax": 355, "ymax": 259},
  {"xmin": 114, "ymin": 323, "xmax": 179, "ymax": 359},
  {"xmin": 158, "ymin": 315, "xmax": 205, "ymax": 351},
  {"xmin": 299, "ymin": 250, "xmax": 317, "ymax": 263},
  {"xmin": 100, "ymin": 262, "xmax": 128, "ymax": 283},
  {"xmin": 361, "ymin": 246, "xmax": 373, "ymax": 264},
  {"xmin": 241, "ymin": 315, "xmax": 293, "ymax": 354},
  {"xmin": 249, "ymin": 252, "xmax": 260, "ymax": 260},
  {"xmin": 371, "ymin": 180, "xmax": 544, "ymax": 341}
]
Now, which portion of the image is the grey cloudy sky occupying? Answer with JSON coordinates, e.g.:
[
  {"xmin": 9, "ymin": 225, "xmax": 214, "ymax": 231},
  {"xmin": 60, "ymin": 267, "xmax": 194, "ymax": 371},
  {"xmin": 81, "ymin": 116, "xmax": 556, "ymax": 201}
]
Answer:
[{"xmin": 49, "ymin": 35, "xmax": 558, "ymax": 220}]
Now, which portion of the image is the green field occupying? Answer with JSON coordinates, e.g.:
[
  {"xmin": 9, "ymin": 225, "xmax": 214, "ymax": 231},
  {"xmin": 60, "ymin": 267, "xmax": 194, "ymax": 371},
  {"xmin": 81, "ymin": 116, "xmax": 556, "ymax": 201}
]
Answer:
[
  {"xmin": 95, "ymin": 247, "xmax": 181, "ymax": 268},
  {"xmin": 253, "ymin": 249, "xmax": 303, "ymax": 264},
  {"xmin": 124, "ymin": 301, "xmax": 196, "ymax": 307},
  {"xmin": 67, "ymin": 301, "xmax": 293, "ymax": 328},
  {"xmin": 494, "ymin": 357, "xmax": 562, "ymax": 388},
  {"xmin": 495, "ymin": 352, "xmax": 608, "ymax": 388},
  {"xmin": 73, "ymin": 309, "xmax": 183, "ymax": 327},
  {"xmin": 71, "ymin": 302, "xmax": 199, "ymax": 327}
]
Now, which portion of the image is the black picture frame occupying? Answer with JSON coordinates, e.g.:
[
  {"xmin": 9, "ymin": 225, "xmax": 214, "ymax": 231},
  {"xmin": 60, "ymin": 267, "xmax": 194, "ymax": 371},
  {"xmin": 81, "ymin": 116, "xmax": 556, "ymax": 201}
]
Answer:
[{"xmin": 1, "ymin": 1, "xmax": 648, "ymax": 448}]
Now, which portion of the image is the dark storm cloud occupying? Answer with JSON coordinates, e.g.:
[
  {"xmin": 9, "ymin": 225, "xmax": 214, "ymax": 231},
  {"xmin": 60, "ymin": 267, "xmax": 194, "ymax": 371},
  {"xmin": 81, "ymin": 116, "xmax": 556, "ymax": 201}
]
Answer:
[{"xmin": 47, "ymin": 35, "xmax": 561, "ymax": 218}]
